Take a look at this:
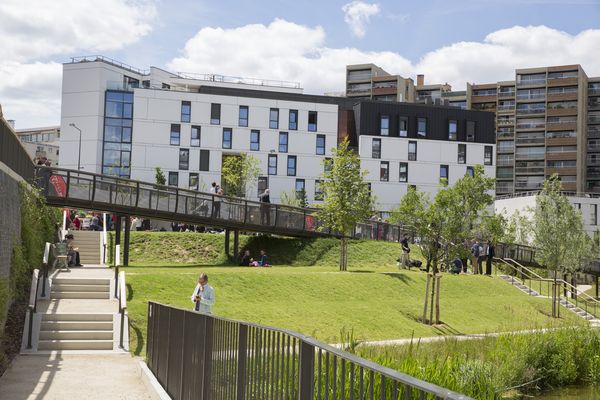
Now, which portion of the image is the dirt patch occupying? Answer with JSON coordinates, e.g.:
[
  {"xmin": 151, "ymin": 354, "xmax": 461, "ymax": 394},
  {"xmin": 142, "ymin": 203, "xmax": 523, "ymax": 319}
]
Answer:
[{"xmin": 0, "ymin": 301, "xmax": 27, "ymax": 377}]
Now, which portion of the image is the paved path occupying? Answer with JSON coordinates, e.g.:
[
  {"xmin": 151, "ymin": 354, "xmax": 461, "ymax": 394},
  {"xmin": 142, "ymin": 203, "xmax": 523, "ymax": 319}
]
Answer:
[{"xmin": 0, "ymin": 353, "xmax": 152, "ymax": 399}]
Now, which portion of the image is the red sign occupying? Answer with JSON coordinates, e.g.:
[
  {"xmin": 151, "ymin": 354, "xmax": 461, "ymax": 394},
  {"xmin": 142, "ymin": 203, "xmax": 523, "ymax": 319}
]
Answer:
[
  {"xmin": 49, "ymin": 175, "xmax": 67, "ymax": 197},
  {"xmin": 305, "ymin": 215, "xmax": 315, "ymax": 231}
]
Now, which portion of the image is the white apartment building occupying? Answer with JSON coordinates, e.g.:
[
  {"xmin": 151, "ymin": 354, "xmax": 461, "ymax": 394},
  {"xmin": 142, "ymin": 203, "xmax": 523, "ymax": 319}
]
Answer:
[
  {"xmin": 15, "ymin": 126, "xmax": 60, "ymax": 165},
  {"xmin": 59, "ymin": 56, "xmax": 496, "ymax": 210}
]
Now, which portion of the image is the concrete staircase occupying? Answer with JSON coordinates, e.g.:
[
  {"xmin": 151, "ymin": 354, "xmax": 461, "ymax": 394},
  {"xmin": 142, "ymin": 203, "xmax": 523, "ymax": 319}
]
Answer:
[
  {"xmin": 38, "ymin": 313, "xmax": 114, "ymax": 350},
  {"xmin": 51, "ymin": 277, "xmax": 110, "ymax": 299},
  {"xmin": 499, "ymin": 275, "xmax": 541, "ymax": 296},
  {"xmin": 71, "ymin": 230, "xmax": 102, "ymax": 265}
]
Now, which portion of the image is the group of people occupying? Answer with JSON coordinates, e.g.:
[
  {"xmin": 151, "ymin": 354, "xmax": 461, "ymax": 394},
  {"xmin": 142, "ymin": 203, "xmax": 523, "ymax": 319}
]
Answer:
[{"xmin": 239, "ymin": 249, "xmax": 270, "ymax": 267}]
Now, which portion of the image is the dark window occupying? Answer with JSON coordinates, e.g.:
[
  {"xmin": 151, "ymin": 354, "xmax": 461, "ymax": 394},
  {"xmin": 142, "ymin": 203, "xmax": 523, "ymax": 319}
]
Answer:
[
  {"xmin": 179, "ymin": 148, "xmax": 189, "ymax": 170},
  {"xmin": 449, "ymin": 120, "xmax": 457, "ymax": 140},
  {"xmin": 484, "ymin": 146, "xmax": 493, "ymax": 165},
  {"xmin": 295, "ymin": 179, "xmax": 305, "ymax": 197},
  {"xmin": 168, "ymin": 172, "xmax": 179, "ymax": 186},
  {"xmin": 324, "ymin": 157, "xmax": 333, "ymax": 173},
  {"xmin": 269, "ymin": 108, "xmax": 279, "ymax": 129},
  {"xmin": 417, "ymin": 118, "xmax": 427, "ymax": 137},
  {"xmin": 316, "ymin": 135, "xmax": 326, "ymax": 155},
  {"xmin": 380, "ymin": 115, "xmax": 390, "ymax": 136},
  {"xmin": 199, "ymin": 149, "xmax": 210, "ymax": 171},
  {"xmin": 181, "ymin": 101, "xmax": 191, "ymax": 123},
  {"xmin": 308, "ymin": 111, "xmax": 318, "ymax": 132},
  {"xmin": 268, "ymin": 155, "xmax": 277, "ymax": 175},
  {"xmin": 440, "ymin": 165, "xmax": 449, "ymax": 182},
  {"xmin": 466, "ymin": 121, "xmax": 476, "ymax": 141},
  {"xmin": 250, "ymin": 130, "xmax": 260, "ymax": 151},
  {"xmin": 210, "ymin": 103, "xmax": 221, "ymax": 125},
  {"xmin": 408, "ymin": 141, "xmax": 417, "ymax": 161},
  {"xmin": 380, "ymin": 161, "xmax": 389, "ymax": 182},
  {"xmin": 279, "ymin": 132, "xmax": 288, "ymax": 153},
  {"xmin": 399, "ymin": 162, "xmax": 408, "ymax": 182},
  {"xmin": 257, "ymin": 176, "xmax": 268, "ymax": 196},
  {"xmin": 170, "ymin": 124, "xmax": 180, "ymax": 145},
  {"xmin": 103, "ymin": 90, "xmax": 133, "ymax": 178},
  {"xmin": 408, "ymin": 184, "xmax": 417, "ymax": 191},
  {"xmin": 399, "ymin": 117, "xmax": 408, "ymax": 137},
  {"xmin": 458, "ymin": 144, "xmax": 466, "ymax": 164},
  {"xmin": 222, "ymin": 128, "xmax": 232, "ymax": 149},
  {"xmin": 287, "ymin": 155, "xmax": 297, "ymax": 176},
  {"xmin": 289, "ymin": 110, "xmax": 298, "ymax": 130},
  {"xmin": 372, "ymin": 138, "xmax": 381, "ymax": 159},
  {"xmin": 314, "ymin": 180, "xmax": 324, "ymax": 200},
  {"xmin": 239, "ymin": 106, "xmax": 249, "ymax": 127},
  {"xmin": 466, "ymin": 166, "xmax": 474, "ymax": 177},
  {"xmin": 189, "ymin": 173, "xmax": 199, "ymax": 190},
  {"xmin": 191, "ymin": 125, "xmax": 201, "ymax": 147},
  {"xmin": 367, "ymin": 183, "xmax": 372, "ymax": 197}
]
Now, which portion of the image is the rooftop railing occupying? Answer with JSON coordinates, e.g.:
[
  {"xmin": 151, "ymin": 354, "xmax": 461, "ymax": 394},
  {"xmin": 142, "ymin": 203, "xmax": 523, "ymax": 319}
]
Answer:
[
  {"xmin": 175, "ymin": 72, "xmax": 301, "ymax": 89},
  {"xmin": 70, "ymin": 55, "xmax": 149, "ymax": 75}
]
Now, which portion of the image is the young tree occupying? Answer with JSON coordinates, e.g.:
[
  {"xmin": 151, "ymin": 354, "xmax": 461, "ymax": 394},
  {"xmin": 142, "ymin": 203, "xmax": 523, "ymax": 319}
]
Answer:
[
  {"xmin": 316, "ymin": 139, "xmax": 374, "ymax": 271},
  {"xmin": 221, "ymin": 154, "xmax": 261, "ymax": 197},
  {"xmin": 389, "ymin": 186, "xmax": 427, "ymax": 234},
  {"xmin": 280, "ymin": 189, "xmax": 307, "ymax": 208},
  {"xmin": 155, "ymin": 167, "xmax": 166, "ymax": 185}
]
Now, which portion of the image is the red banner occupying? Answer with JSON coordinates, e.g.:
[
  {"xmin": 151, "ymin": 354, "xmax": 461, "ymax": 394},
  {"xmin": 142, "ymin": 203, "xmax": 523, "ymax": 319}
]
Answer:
[{"xmin": 49, "ymin": 175, "xmax": 67, "ymax": 197}]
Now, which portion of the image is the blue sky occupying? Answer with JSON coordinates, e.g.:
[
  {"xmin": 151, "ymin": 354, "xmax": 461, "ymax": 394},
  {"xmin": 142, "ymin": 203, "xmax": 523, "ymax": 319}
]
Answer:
[{"xmin": 1, "ymin": 0, "xmax": 599, "ymax": 128}]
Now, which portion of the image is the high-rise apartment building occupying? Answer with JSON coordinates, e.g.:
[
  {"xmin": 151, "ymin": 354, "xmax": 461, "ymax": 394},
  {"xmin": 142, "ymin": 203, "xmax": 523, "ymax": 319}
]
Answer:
[
  {"xmin": 346, "ymin": 64, "xmax": 415, "ymax": 102},
  {"xmin": 347, "ymin": 63, "xmax": 600, "ymax": 195}
]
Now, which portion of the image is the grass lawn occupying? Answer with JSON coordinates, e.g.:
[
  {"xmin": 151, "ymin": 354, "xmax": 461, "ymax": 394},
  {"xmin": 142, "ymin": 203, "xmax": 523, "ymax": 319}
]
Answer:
[{"xmin": 124, "ymin": 263, "xmax": 579, "ymax": 356}]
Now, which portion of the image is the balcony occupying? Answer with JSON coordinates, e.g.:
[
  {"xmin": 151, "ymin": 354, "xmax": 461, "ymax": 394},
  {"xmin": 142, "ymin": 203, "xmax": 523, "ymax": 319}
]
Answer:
[
  {"xmin": 547, "ymin": 77, "xmax": 579, "ymax": 87},
  {"xmin": 515, "ymin": 137, "xmax": 545, "ymax": 146},
  {"xmin": 547, "ymin": 167, "xmax": 577, "ymax": 175},
  {"xmin": 516, "ymin": 108, "xmax": 545, "ymax": 116},
  {"xmin": 346, "ymin": 88, "xmax": 372, "ymax": 95},
  {"xmin": 547, "ymin": 107, "xmax": 577, "ymax": 117},
  {"xmin": 588, "ymin": 88, "xmax": 600, "ymax": 96},
  {"xmin": 547, "ymin": 92, "xmax": 578, "ymax": 102},
  {"xmin": 588, "ymin": 157, "xmax": 600, "ymax": 166},
  {"xmin": 497, "ymin": 105, "xmax": 515, "ymax": 113},
  {"xmin": 516, "ymin": 93, "xmax": 545, "ymax": 101},
  {"xmin": 516, "ymin": 122, "xmax": 545, "ymax": 130},
  {"xmin": 515, "ymin": 153, "xmax": 545, "ymax": 160},
  {"xmin": 515, "ymin": 167, "xmax": 545, "ymax": 175},
  {"xmin": 588, "ymin": 144, "xmax": 600, "ymax": 152},
  {"xmin": 497, "ymin": 131, "xmax": 514, "ymax": 140},
  {"xmin": 517, "ymin": 78, "xmax": 546, "ymax": 87},
  {"xmin": 588, "ymin": 115, "xmax": 600, "ymax": 124},
  {"xmin": 497, "ymin": 118, "xmax": 515, "ymax": 126},
  {"xmin": 496, "ymin": 184, "xmax": 515, "ymax": 194},
  {"xmin": 546, "ymin": 151, "xmax": 577, "ymax": 161},
  {"xmin": 515, "ymin": 181, "xmax": 544, "ymax": 190},
  {"xmin": 498, "ymin": 145, "xmax": 515, "ymax": 154},
  {"xmin": 546, "ymin": 122, "xmax": 577, "ymax": 131},
  {"xmin": 498, "ymin": 91, "xmax": 515, "ymax": 99},
  {"xmin": 589, "ymin": 126, "xmax": 600, "ymax": 138},
  {"xmin": 497, "ymin": 158, "xmax": 514, "ymax": 167},
  {"xmin": 546, "ymin": 137, "xmax": 576, "ymax": 146}
]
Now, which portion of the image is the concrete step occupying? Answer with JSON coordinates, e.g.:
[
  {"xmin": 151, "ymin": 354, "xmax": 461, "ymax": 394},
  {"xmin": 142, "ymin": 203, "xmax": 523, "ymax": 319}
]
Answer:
[
  {"xmin": 39, "ymin": 330, "xmax": 113, "ymax": 340},
  {"xmin": 52, "ymin": 284, "xmax": 109, "ymax": 292},
  {"xmin": 38, "ymin": 339, "xmax": 114, "ymax": 350},
  {"xmin": 52, "ymin": 278, "xmax": 110, "ymax": 285},
  {"xmin": 51, "ymin": 291, "xmax": 110, "ymax": 299},
  {"xmin": 41, "ymin": 321, "xmax": 113, "ymax": 330},
  {"xmin": 42, "ymin": 314, "xmax": 113, "ymax": 322}
]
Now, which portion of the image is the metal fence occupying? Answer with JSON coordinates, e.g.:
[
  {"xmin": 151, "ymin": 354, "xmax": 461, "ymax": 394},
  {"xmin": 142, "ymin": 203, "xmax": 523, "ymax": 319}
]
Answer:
[
  {"xmin": 147, "ymin": 302, "xmax": 472, "ymax": 400},
  {"xmin": 0, "ymin": 119, "xmax": 34, "ymax": 181}
]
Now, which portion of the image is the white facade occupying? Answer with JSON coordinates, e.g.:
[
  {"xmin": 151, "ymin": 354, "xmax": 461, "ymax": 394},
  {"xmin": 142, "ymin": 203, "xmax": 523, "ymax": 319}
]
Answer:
[{"xmin": 16, "ymin": 126, "xmax": 60, "ymax": 165}]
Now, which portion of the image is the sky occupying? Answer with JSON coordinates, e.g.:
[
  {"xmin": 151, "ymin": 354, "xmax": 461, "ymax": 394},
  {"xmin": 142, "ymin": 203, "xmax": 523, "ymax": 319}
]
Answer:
[{"xmin": 1, "ymin": 0, "xmax": 600, "ymax": 129}]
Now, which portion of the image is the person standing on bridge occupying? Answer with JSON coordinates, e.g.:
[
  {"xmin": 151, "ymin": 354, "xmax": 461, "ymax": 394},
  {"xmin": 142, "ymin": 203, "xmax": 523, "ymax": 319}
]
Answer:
[
  {"xmin": 259, "ymin": 188, "xmax": 271, "ymax": 225},
  {"xmin": 191, "ymin": 273, "xmax": 215, "ymax": 314}
]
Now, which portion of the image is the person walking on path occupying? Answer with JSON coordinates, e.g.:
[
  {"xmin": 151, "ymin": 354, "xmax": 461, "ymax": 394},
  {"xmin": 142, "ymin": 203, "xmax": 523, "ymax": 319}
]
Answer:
[
  {"xmin": 400, "ymin": 235, "xmax": 410, "ymax": 268},
  {"xmin": 190, "ymin": 273, "xmax": 215, "ymax": 314},
  {"xmin": 485, "ymin": 240, "xmax": 495, "ymax": 275},
  {"xmin": 470, "ymin": 239, "xmax": 480, "ymax": 274}
]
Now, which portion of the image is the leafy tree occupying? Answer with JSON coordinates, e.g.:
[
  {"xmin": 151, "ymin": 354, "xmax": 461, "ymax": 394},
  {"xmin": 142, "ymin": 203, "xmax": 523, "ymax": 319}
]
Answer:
[
  {"xmin": 221, "ymin": 154, "xmax": 261, "ymax": 197},
  {"xmin": 316, "ymin": 139, "xmax": 374, "ymax": 271},
  {"xmin": 154, "ymin": 167, "xmax": 166, "ymax": 185},
  {"xmin": 389, "ymin": 186, "xmax": 427, "ymax": 233}
]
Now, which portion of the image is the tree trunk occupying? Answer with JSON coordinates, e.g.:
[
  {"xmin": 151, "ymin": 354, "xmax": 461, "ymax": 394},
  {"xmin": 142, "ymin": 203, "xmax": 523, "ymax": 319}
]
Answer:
[
  {"xmin": 339, "ymin": 237, "xmax": 348, "ymax": 271},
  {"xmin": 552, "ymin": 271, "xmax": 558, "ymax": 318}
]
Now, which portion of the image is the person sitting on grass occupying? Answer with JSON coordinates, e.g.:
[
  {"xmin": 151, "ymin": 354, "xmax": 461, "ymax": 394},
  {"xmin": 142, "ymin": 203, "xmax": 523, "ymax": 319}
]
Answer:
[
  {"xmin": 250, "ymin": 250, "xmax": 270, "ymax": 267},
  {"xmin": 239, "ymin": 250, "xmax": 252, "ymax": 266}
]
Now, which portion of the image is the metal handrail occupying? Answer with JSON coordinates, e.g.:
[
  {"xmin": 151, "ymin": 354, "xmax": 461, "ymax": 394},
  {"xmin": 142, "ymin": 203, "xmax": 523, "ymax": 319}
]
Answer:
[
  {"xmin": 118, "ymin": 271, "xmax": 127, "ymax": 349},
  {"xmin": 26, "ymin": 269, "xmax": 41, "ymax": 349}
]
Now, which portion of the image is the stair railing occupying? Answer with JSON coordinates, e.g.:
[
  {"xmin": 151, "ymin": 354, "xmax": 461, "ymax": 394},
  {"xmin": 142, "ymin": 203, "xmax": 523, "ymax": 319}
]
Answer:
[
  {"xmin": 26, "ymin": 269, "xmax": 41, "ymax": 349},
  {"xmin": 118, "ymin": 270, "xmax": 128, "ymax": 349}
]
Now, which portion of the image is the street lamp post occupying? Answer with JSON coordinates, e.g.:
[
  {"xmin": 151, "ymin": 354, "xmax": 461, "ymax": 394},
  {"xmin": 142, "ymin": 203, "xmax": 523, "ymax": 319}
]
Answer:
[{"xmin": 69, "ymin": 123, "xmax": 82, "ymax": 170}]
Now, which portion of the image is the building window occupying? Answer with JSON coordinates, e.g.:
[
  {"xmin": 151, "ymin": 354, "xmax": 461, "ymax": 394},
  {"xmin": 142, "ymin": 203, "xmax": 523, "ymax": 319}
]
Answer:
[
  {"xmin": 408, "ymin": 141, "xmax": 417, "ymax": 161},
  {"xmin": 466, "ymin": 166, "xmax": 474, "ymax": 177},
  {"xmin": 380, "ymin": 115, "xmax": 390, "ymax": 136},
  {"xmin": 287, "ymin": 155, "xmax": 297, "ymax": 176},
  {"xmin": 268, "ymin": 154, "xmax": 277, "ymax": 175},
  {"xmin": 222, "ymin": 128, "xmax": 232, "ymax": 149},
  {"xmin": 276, "ymin": 132, "xmax": 287, "ymax": 153},
  {"xmin": 181, "ymin": 101, "xmax": 191, "ymax": 123},
  {"xmin": 269, "ymin": 108, "xmax": 279, "ymax": 129},
  {"xmin": 417, "ymin": 118, "xmax": 427, "ymax": 137},
  {"xmin": 458, "ymin": 144, "xmax": 466, "ymax": 164},
  {"xmin": 179, "ymin": 148, "xmax": 189, "ymax": 170},
  {"xmin": 257, "ymin": 176, "xmax": 268, "ymax": 196},
  {"xmin": 484, "ymin": 146, "xmax": 493, "ymax": 165},
  {"xmin": 466, "ymin": 121, "xmax": 476, "ymax": 141},
  {"xmin": 250, "ymin": 130, "xmax": 260, "ymax": 151},
  {"xmin": 316, "ymin": 135, "xmax": 326, "ymax": 155},
  {"xmin": 210, "ymin": 103, "xmax": 221, "ymax": 125},
  {"xmin": 168, "ymin": 172, "xmax": 179, "ymax": 187},
  {"xmin": 593, "ymin": 204, "xmax": 598, "ymax": 226},
  {"xmin": 295, "ymin": 179, "xmax": 305, "ymax": 198},
  {"xmin": 380, "ymin": 161, "xmax": 389, "ymax": 182},
  {"xmin": 449, "ymin": 120, "xmax": 457, "ymax": 140},
  {"xmin": 324, "ymin": 157, "xmax": 333, "ymax": 173},
  {"xmin": 308, "ymin": 111, "xmax": 318, "ymax": 132},
  {"xmin": 399, "ymin": 162, "xmax": 408, "ymax": 182},
  {"xmin": 189, "ymin": 173, "xmax": 199, "ymax": 190},
  {"xmin": 191, "ymin": 125, "xmax": 201, "ymax": 147},
  {"xmin": 440, "ymin": 165, "xmax": 449, "ymax": 182},
  {"xmin": 399, "ymin": 117, "xmax": 408, "ymax": 137},
  {"xmin": 372, "ymin": 138, "xmax": 381, "ymax": 159},
  {"xmin": 239, "ymin": 106, "xmax": 249, "ymax": 127},
  {"xmin": 314, "ymin": 180, "xmax": 324, "ymax": 201},
  {"xmin": 289, "ymin": 110, "xmax": 298, "ymax": 130},
  {"xmin": 102, "ymin": 90, "xmax": 133, "ymax": 178},
  {"xmin": 408, "ymin": 184, "xmax": 417, "ymax": 191},
  {"xmin": 199, "ymin": 149, "xmax": 210, "ymax": 171},
  {"xmin": 170, "ymin": 124, "xmax": 180, "ymax": 145}
]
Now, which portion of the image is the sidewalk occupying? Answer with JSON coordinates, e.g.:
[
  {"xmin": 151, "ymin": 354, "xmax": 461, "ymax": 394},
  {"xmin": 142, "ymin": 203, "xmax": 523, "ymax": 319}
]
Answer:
[{"xmin": 0, "ymin": 353, "xmax": 152, "ymax": 399}]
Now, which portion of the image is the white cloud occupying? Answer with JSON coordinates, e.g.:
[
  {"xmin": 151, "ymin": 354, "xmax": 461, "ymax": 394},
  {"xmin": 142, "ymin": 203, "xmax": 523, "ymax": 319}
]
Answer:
[
  {"xmin": 341, "ymin": 1, "xmax": 381, "ymax": 38},
  {"xmin": 168, "ymin": 22, "xmax": 600, "ymax": 96}
]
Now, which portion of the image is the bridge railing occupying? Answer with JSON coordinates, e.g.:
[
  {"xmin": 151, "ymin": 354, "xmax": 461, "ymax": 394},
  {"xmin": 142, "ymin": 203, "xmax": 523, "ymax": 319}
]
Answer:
[
  {"xmin": 0, "ymin": 118, "xmax": 35, "ymax": 181},
  {"xmin": 147, "ymin": 302, "xmax": 472, "ymax": 400}
]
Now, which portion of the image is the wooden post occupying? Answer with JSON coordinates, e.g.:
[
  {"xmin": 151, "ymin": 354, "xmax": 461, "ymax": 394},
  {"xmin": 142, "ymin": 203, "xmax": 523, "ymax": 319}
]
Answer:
[
  {"xmin": 429, "ymin": 274, "xmax": 436, "ymax": 325},
  {"xmin": 435, "ymin": 275, "xmax": 442, "ymax": 325},
  {"xmin": 422, "ymin": 274, "xmax": 431, "ymax": 324}
]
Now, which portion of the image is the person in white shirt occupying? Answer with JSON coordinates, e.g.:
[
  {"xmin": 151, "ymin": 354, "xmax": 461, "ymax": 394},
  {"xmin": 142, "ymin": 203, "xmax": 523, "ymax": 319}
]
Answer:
[{"xmin": 190, "ymin": 273, "xmax": 215, "ymax": 314}]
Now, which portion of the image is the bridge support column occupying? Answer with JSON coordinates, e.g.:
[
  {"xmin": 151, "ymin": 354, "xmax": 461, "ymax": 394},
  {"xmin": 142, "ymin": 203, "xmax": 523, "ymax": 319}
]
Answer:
[
  {"xmin": 224, "ymin": 229, "xmax": 231, "ymax": 257},
  {"xmin": 114, "ymin": 215, "xmax": 122, "ymax": 264},
  {"xmin": 597, "ymin": 276, "xmax": 599, "ymax": 298},
  {"xmin": 233, "ymin": 230, "xmax": 239, "ymax": 260},
  {"xmin": 123, "ymin": 216, "xmax": 131, "ymax": 267}
]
